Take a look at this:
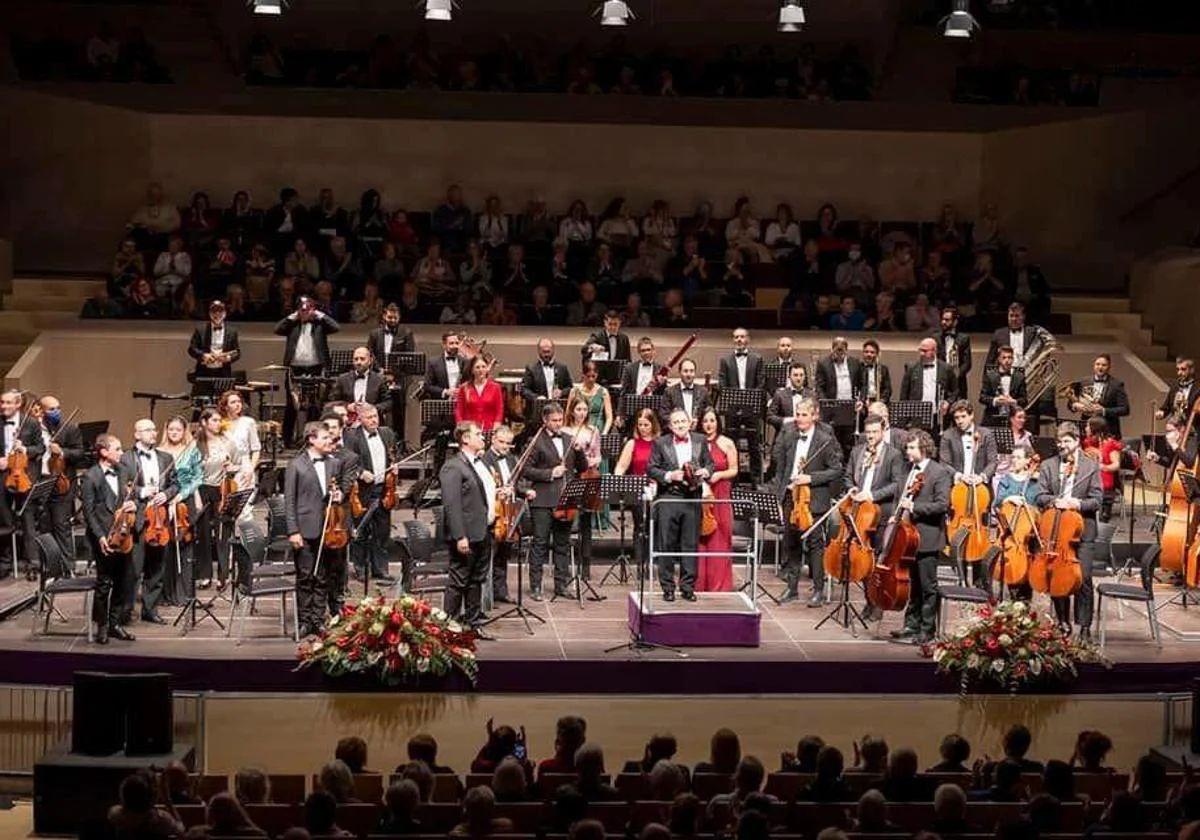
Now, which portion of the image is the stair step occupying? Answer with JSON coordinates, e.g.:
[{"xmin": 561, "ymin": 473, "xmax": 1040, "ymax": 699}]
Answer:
[
  {"xmin": 1052, "ymin": 295, "xmax": 1132, "ymax": 315},
  {"xmin": 1149, "ymin": 360, "xmax": 1179, "ymax": 380},
  {"xmin": 2, "ymin": 296, "xmax": 87, "ymax": 313},
  {"xmin": 1069, "ymin": 312, "xmax": 1145, "ymax": 332},
  {"xmin": 11, "ymin": 277, "xmax": 105, "ymax": 297}
]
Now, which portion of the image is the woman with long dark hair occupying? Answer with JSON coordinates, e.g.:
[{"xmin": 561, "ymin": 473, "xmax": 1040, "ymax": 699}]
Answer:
[{"xmin": 194, "ymin": 408, "xmax": 242, "ymax": 590}]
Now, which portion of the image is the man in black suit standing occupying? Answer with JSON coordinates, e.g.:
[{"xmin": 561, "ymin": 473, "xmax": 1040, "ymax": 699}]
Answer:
[
  {"xmin": 342, "ymin": 403, "xmax": 397, "ymax": 584},
  {"xmin": 0, "ymin": 389, "xmax": 46, "ymax": 579},
  {"xmin": 844, "ymin": 414, "xmax": 903, "ymax": 524},
  {"xmin": 329, "ymin": 346, "xmax": 392, "ymax": 417},
  {"xmin": 660, "ymin": 358, "xmax": 710, "ymax": 431},
  {"xmin": 276, "ymin": 297, "xmax": 341, "ymax": 445},
  {"xmin": 38, "ymin": 394, "xmax": 86, "ymax": 571},
  {"xmin": 284, "ymin": 421, "xmax": 347, "ymax": 636},
  {"xmin": 419, "ymin": 332, "xmax": 465, "ymax": 400},
  {"xmin": 718, "ymin": 328, "xmax": 765, "ymax": 480},
  {"xmin": 1066, "ymin": 353, "xmax": 1130, "ymax": 439},
  {"xmin": 1157, "ymin": 358, "xmax": 1199, "ymax": 421},
  {"xmin": 647, "ymin": 409, "xmax": 714, "ymax": 602},
  {"xmin": 986, "ymin": 303, "xmax": 1051, "ymax": 428},
  {"xmin": 118, "ymin": 418, "xmax": 180, "ymax": 625},
  {"xmin": 855, "ymin": 339, "xmax": 892, "ymax": 406},
  {"xmin": 979, "ymin": 346, "xmax": 1027, "ymax": 427},
  {"xmin": 768, "ymin": 362, "xmax": 815, "ymax": 433},
  {"xmin": 935, "ymin": 306, "xmax": 972, "ymax": 404},
  {"xmin": 187, "ymin": 300, "xmax": 241, "ymax": 378},
  {"xmin": 481, "ymin": 425, "xmax": 519, "ymax": 604},
  {"xmin": 367, "ymin": 303, "xmax": 415, "ymax": 436},
  {"xmin": 621, "ymin": 337, "xmax": 668, "ymax": 399},
  {"xmin": 440, "ymin": 421, "xmax": 504, "ymax": 637},
  {"xmin": 80, "ymin": 433, "xmax": 137, "ymax": 643},
  {"xmin": 940, "ymin": 401, "xmax": 999, "ymax": 587},
  {"xmin": 522, "ymin": 404, "xmax": 586, "ymax": 599},
  {"xmin": 581, "ymin": 311, "xmax": 632, "ymax": 364},
  {"xmin": 898, "ymin": 338, "xmax": 957, "ymax": 434},
  {"xmin": 773, "ymin": 398, "xmax": 844, "ymax": 606},
  {"xmin": 889, "ymin": 430, "xmax": 953, "ymax": 645},
  {"xmin": 815, "ymin": 337, "xmax": 862, "ymax": 457},
  {"xmin": 518, "ymin": 339, "xmax": 573, "ymax": 429}
]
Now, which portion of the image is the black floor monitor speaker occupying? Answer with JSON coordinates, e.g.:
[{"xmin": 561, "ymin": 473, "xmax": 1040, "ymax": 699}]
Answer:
[{"xmin": 71, "ymin": 671, "xmax": 173, "ymax": 756}]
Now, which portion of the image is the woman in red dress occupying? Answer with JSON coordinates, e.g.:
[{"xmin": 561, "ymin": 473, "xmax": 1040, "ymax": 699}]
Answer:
[
  {"xmin": 615, "ymin": 409, "xmax": 660, "ymax": 577},
  {"xmin": 1084, "ymin": 415, "xmax": 1123, "ymax": 522},
  {"xmin": 454, "ymin": 354, "xmax": 505, "ymax": 431},
  {"xmin": 697, "ymin": 408, "xmax": 739, "ymax": 592}
]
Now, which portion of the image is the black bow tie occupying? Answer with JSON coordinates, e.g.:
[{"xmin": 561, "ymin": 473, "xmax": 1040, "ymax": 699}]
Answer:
[
  {"xmin": 367, "ymin": 432, "xmax": 378, "ymax": 438},
  {"xmin": 642, "ymin": 362, "xmax": 654, "ymax": 368},
  {"xmin": 923, "ymin": 364, "xmax": 935, "ymax": 369},
  {"xmin": 1094, "ymin": 377, "xmax": 1108, "ymax": 384},
  {"xmin": 357, "ymin": 372, "xmax": 369, "ymax": 380},
  {"xmin": 798, "ymin": 434, "xmax": 809, "ymax": 443},
  {"xmin": 682, "ymin": 387, "xmax": 693, "ymax": 393},
  {"xmin": 446, "ymin": 356, "xmax": 457, "ymax": 363},
  {"xmin": 735, "ymin": 351, "xmax": 747, "ymax": 357},
  {"xmin": 138, "ymin": 450, "xmax": 153, "ymax": 459},
  {"xmin": 312, "ymin": 456, "xmax": 326, "ymax": 463},
  {"xmin": 3, "ymin": 420, "xmax": 14, "ymax": 426}
]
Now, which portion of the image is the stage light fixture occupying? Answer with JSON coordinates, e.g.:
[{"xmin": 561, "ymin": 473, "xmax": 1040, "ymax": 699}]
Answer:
[
  {"xmin": 424, "ymin": 0, "xmax": 455, "ymax": 20},
  {"xmin": 778, "ymin": 1, "xmax": 805, "ymax": 32},
  {"xmin": 251, "ymin": 0, "xmax": 284, "ymax": 14},
  {"xmin": 596, "ymin": 0, "xmax": 634, "ymax": 26},
  {"xmin": 941, "ymin": 0, "xmax": 980, "ymax": 38}
]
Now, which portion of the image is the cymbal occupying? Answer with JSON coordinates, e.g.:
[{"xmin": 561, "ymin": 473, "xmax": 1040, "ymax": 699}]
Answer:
[
  {"xmin": 238, "ymin": 381, "xmax": 276, "ymax": 390},
  {"xmin": 254, "ymin": 363, "xmax": 290, "ymax": 372}
]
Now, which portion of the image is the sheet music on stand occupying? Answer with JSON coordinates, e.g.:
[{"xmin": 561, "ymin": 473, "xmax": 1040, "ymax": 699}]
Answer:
[
  {"xmin": 328, "ymin": 350, "xmax": 355, "ymax": 376},
  {"xmin": 889, "ymin": 400, "xmax": 935, "ymax": 432},
  {"xmin": 191, "ymin": 376, "xmax": 236, "ymax": 404},
  {"xmin": 763, "ymin": 362, "xmax": 790, "ymax": 394},
  {"xmin": 819, "ymin": 399, "xmax": 857, "ymax": 428},
  {"xmin": 385, "ymin": 351, "xmax": 427, "ymax": 377},
  {"xmin": 993, "ymin": 426, "xmax": 1016, "ymax": 455},
  {"xmin": 600, "ymin": 474, "xmax": 649, "ymax": 506},
  {"xmin": 619, "ymin": 393, "xmax": 663, "ymax": 422},
  {"xmin": 600, "ymin": 432, "xmax": 626, "ymax": 462},
  {"xmin": 594, "ymin": 359, "xmax": 627, "ymax": 389},
  {"xmin": 716, "ymin": 388, "xmax": 766, "ymax": 422}
]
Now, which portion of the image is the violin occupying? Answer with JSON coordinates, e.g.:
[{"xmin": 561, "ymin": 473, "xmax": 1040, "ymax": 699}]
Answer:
[
  {"xmin": 45, "ymin": 407, "xmax": 82, "ymax": 496},
  {"xmin": 866, "ymin": 472, "xmax": 924, "ymax": 611},
  {"xmin": 322, "ymin": 491, "xmax": 350, "ymax": 551},
  {"xmin": 553, "ymin": 427, "xmax": 598, "ymax": 523},
  {"xmin": 217, "ymin": 456, "xmax": 238, "ymax": 516},
  {"xmin": 823, "ymin": 492, "xmax": 879, "ymax": 583},
  {"xmin": 143, "ymin": 500, "xmax": 172, "ymax": 548},
  {"xmin": 349, "ymin": 481, "xmax": 366, "ymax": 518},
  {"xmin": 3, "ymin": 442, "xmax": 32, "ymax": 495},
  {"xmin": 1028, "ymin": 460, "xmax": 1084, "ymax": 597},
  {"xmin": 701, "ymin": 483, "xmax": 718, "ymax": 538},
  {"xmin": 106, "ymin": 480, "xmax": 137, "ymax": 555},
  {"xmin": 174, "ymin": 501, "xmax": 194, "ymax": 544},
  {"xmin": 788, "ymin": 439, "xmax": 831, "ymax": 532}
]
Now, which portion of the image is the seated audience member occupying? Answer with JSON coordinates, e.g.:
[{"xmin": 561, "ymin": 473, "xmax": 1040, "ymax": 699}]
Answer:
[
  {"xmin": 1074, "ymin": 729, "xmax": 1115, "ymax": 772},
  {"xmin": 472, "ymin": 722, "xmax": 533, "ymax": 777},
  {"xmin": 575, "ymin": 743, "xmax": 620, "ymax": 802},
  {"xmin": 335, "ymin": 736, "xmax": 370, "ymax": 774},
  {"xmin": 904, "ymin": 292, "xmax": 939, "ymax": 333},
  {"xmin": 829, "ymin": 295, "xmax": 866, "ymax": 330},
  {"xmin": 284, "ymin": 238, "xmax": 320, "ymax": 286},
  {"xmin": 545, "ymin": 784, "xmax": 588, "ymax": 834},
  {"xmin": 1086, "ymin": 790, "xmax": 1147, "ymax": 836},
  {"xmin": 695, "ymin": 727, "xmax": 741, "ymax": 775},
  {"xmin": 112, "ymin": 238, "xmax": 146, "ymax": 296},
  {"xmin": 706, "ymin": 756, "xmax": 773, "ymax": 826},
  {"xmin": 491, "ymin": 757, "xmax": 532, "ymax": 803},
  {"xmin": 440, "ymin": 291, "xmax": 477, "ymax": 325},
  {"xmin": 538, "ymin": 716, "xmax": 588, "ymax": 779},
  {"xmin": 413, "ymin": 238, "xmax": 457, "ymax": 300},
  {"xmin": 459, "ymin": 240, "xmax": 492, "ymax": 302},
  {"xmin": 163, "ymin": 760, "xmax": 200, "ymax": 805},
  {"xmin": 669, "ymin": 793, "xmax": 703, "ymax": 837},
  {"xmin": 649, "ymin": 759, "xmax": 688, "ymax": 802},
  {"xmin": 1027, "ymin": 792, "xmax": 1064, "ymax": 834},
  {"xmin": 351, "ymin": 281, "xmax": 384, "ymax": 324},
  {"xmin": 243, "ymin": 242, "xmax": 275, "ymax": 306},
  {"xmin": 395, "ymin": 761, "xmax": 435, "ymax": 802},
  {"xmin": 205, "ymin": 792, "xmax": 265, "ymax": 837},
  {"xmin": 480, "ymin": 292, "xmax": 518, "ymax": 326},
  {"xmin": 569, "ymin": 818, "xmax": 607, "ymax": 840},
  {"xmin": 82, "ymin": 286, "xmax": 125, "ymax": 318},
  {"xmin": 982, "ymin": 724, "xmax": 1043, "ymax": 781},
  {"xmin": 377, "ymin": 780, "xmax": 423, "ymax": 834},
  {"xmin": 929, "ymin": 733, "xmax": 971, "ymax": 772},
  {"xmin": 566, "ymin": 281, "xmax": 606, "ymax": 327},
  {"xmin": 108, "ymin": 771, "xmax": 184, "ymax": 840},
  {"xmin": 1041, "ymin": 760, "xmax": 1086, "ymax": 806},
  {"xmin": 303, "ymin": 791, "xmax": 350, "ymax": 837},
  {"xmin": 971, "ymin": 758, "xmax": 1026, "ymax": 803},
  {"xmin": 127, "ymin": 182, "xmax": 182, "ymax": 248},
  {"xmin": 879, "ymin": 748, "xmax": 933, "ymax": 802},
  {"xmin": 318, "ymin": 760, "xmax": 358, "ymax": 803},
  {"xmin": 853, "ymin": 789, "xmax": 899, "ymax": 834},
  {"xmin": 153, "ymin": 236, "xmax": 192, "ymax": 298},
  {"xmin": 866, "ymin": 291, "xmax": 902, "ymax": 331},
  {"xmin": 659, "ymin": 287, "xmax": 691, "ymax": 328},
  {"xmin": 1132, "ymin": 753, "xmax": 1169, "ymax": 802},
  {"xmin": 234, "ymin": 768, "xmax": 271, "ymax": 805},
  {"xmin": 737, "ymin": 810, "xmax": 772, "ymax": 840},
  {"xmin": 853, "ymin": 735, "xmax": 890, "ymax": 774},
  {"xmin": 781, "ymin": 735, "xmax": 825, "ymax": 773},
  {"xmin": 930, "ymin": 783, "xmax": 977, "ymax": 835},
  {"xmin": 624, "ymin": 733, "xmax": 687, "ymax": 779},
  {"xmin": 123, "ymin": 276, "xmax": 165, "ymax": 318},
  {"xmin": 798, "ymin": 746, "xmax": 852, "ymax": 803}
]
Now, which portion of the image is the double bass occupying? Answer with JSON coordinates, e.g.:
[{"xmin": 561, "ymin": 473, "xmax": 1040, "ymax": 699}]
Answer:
[
  {"xmin": 1158, "ymin": 403, "xmax": 1200, "ymax": 577},
  {"xmin": 947, "ymin": 430, "xmax": 992, "ymax": 564},
  {"xmin": 493, "ymin": 427, "xmax": 544, "ymax": 543},
  {"xmin": 866, "ymin": 472, "xmax": 924, "ymax": 611},
  {"xmin": 1028, "ymin": 460, "xmax": 1084, "ymax": 597}
]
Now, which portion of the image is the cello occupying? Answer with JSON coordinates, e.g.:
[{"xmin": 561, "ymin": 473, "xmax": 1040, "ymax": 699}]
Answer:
[
  {"xmin": 866, "ymin": 472, "xmax": 924, "ymax": 611},
  {"xmin": 823, "ymin": 492, "xmax": 880, "ymax": 584},
  {"xmin": 992, "ymin": 452, "xmax": 1040, "ymax": 588},
  {"xmin": 493, "ymin": 427, "xmax": 544, "ymax": 543},
  {"xmin": 947, "ymin": 430, "xmax": 992, "ymax": 564},
  {"xmin": 1158, "ymin": 403, "xmax": 1200, "ymax": 576},
  {"xmin": 1028, "ymin": 460, "xmax": 1084, "ymax": 597}
]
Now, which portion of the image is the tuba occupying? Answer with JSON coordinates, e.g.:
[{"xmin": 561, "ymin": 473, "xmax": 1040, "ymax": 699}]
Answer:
[{"xmin": 1021, "ymin": 326, "xmax": 1062, "ymax": 410}]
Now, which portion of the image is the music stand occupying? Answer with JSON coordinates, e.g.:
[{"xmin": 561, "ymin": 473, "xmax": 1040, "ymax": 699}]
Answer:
[
  {"xmin": 811, "ymin": 497, "xmax": 871, "ymax": 635},
  {"xmin": 819, "ymin": 399, "xmax": 857, "ymax": 428},
  {"xmin": 420, "ymin": 399, "xmax": 455, "ymax": 434},
  {"xmin": 993, "ymin": 426, "xmax": 1016, "ymax": 455},
  {"xmin": 553, "ymin": 476, "xmax": 605, "ymax": 605},
  {"xmin": 132, "ymin": 391, "xmax": 190, "ymax": 421},
  {"xmin": 191, "ymin": 376, "xmax": 236, "ymax": 403},
  {"xmin": 79, "ymin": 421, "xmax": 110, "ymax": 468},
  {"xmin": 1160, "ymin": 472, "xmax": 1200, "ymax": 610},
  {"xmin": 731, "ymin": 486, "xmax": 781, "ymax": 605},
  {"xmin": 327, "ymin": 350, "xmax": 355, "ymax": 376},
  {"xmin": 620, "ymin": 393, "xmax": 663, "ymax": 425},
  {"xmin": 594, "ymin": 360, "xmax": 627, "ymax": 389},
  {"xmin": 763, "ymin": 361, "xmax": 790, "ymax": 394},
  {"xmin": 718, "ymin": 389, "xmax": 766, "ymax": 482},
  {"xmin": 889, "ymin": 400, "xmax": 935, "ymax": 433},
  {"xmin": 598, "ymin": 473, "xmax": 650, "ymax": 586}
]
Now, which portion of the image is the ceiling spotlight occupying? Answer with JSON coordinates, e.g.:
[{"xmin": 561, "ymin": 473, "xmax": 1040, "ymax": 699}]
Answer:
[
  {"xmin": 941, "ymin": 0, "xmax": 980, "ymax": 38},
  {"xmin": 424, "ymin": 0, "xmax": 455, "ymax": 20},
  {"xmin": 596, "ymin": 0, "xmax": 634, "ymax": 26},
  {"xmin": 778, "ymin": 1, "xmax": 805, "ymax": 32},
  {"xmin": 250, "ymin": 0, "xmax": 284, "ymax": 14}
]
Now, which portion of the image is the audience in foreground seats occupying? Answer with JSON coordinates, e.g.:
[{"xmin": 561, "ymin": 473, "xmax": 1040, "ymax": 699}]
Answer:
[{"xmin": 377, "ymin": 780, "xmax": 422, "ymax": 834}]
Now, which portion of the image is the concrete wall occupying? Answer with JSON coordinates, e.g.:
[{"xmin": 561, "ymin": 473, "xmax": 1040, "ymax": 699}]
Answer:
[{"xmin": 1130, "ymin": 247, "xmax": 1200, "ymax": 362}]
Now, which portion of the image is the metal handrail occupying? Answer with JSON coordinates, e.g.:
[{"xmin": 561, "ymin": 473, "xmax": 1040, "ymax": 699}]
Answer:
[{"xmin": 648, "ymin": 496, "xmax": 761, "ymax": 601}]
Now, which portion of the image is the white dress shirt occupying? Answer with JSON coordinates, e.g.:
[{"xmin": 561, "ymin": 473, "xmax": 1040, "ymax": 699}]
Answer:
[
  {"xmin": 961, "ymin": 430, "xmax": 977, "ymax": 476},
  {"xmin": 1059, "ymin": 458, "xmax": 1077, "ymax": 499},
  {"xmin": 735, "ymin": 353, "xmax": 748, "ymax": 388},
  {"xmin": 311, "ymin": 454, "xmax": 328, "ymax": 496},
  {"xmin": 210, "ymin": 325, "xmax": 226, "ymax": 353},
  {"xmin": 635, "ymin": 362, "xmax": 655, "ymax": 394},
  {"xmin": 365, "ymin": 431, "xmax": 387, "ymax": 482},
  {"xmin": 542, "ymin": 363, "xmax": 557, "ymax": 399},
  {"xmin": 446, "ymin": 357, "xmax": 461, "ymax": 390},
  {"xmin": 680, "ymin": 387, "xmax": 695, "ymax": 418},
  {"xmin": 104, "ymin": 466, "xmax": 120, "ymax": 498},
  {"xmin": 673, "ymin": 436, "xmax": 693, "ymax": 469},
  {"xmin": 2, "ymin": 414, "xmax": 19, "ymax": 455},
  {"xmin": 834, "ymin": 360, "xmax": 853, "ymax": 400},
  {"xmin": 921, "ymin": 364, "xmax": 939, "ymax": 405},
  {"xmin": 1010, "ymin": 330, "xmax": 1026, "ymax": 367},
  {"xmin": 353, "ymin": 373, "xmax": 369, "ymax": 403},
  {"xmin": 135, "ymin": 445, "xmax": 161, "ymax": 499},
  {"xmin": 470, "ymin": 454, "xmax": 497, "ymax": 525},
  {"xmin": 791, "ymin": 428, "xmax": 815, "ymax": 479},
  {"xmin": 859, "ymin": 448, "xmax": 879, "ymax": 491},
  {"xmin": 382, "ymin": 331, "xmax": 394, "ymax": 357},
  {"xmin": 864, "ymin": 366, "xmax": 878, "ymax": 400},
  {"xmin": 293, "ymin": 322, "xmax": 318, "ymax": 367}
]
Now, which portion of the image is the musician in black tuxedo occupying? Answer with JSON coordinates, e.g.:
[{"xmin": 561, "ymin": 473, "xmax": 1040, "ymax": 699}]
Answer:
[
  {"xmin": 518, "ymin": 339, "xmax": 573, "ymax": 427},
  {"xmin": 621, "ymin": 337, "xmax": 668, "ymax": 398},
  {"xmin": 647, "ymin": 410, "xmax": 715, "ymax": 601},
  {"xmin": 117, "ymin": 419, "xmax": 180, "ymax": 624},
  {"xmin": 660, "ymin": 359, "xmax": 711, "ymax": 431},
  {"xmin": 80, "ymin": 434, "xmax": 137, "ymax": 643},
  {"xmin": 328, "ymin": 346, "xmax": 392, "ymax": 417},
  {"xmin": 342, "ymin": 404, "xmax": 397, "ymax": 582},
  {"xmin": 844, "ymin": 415, "xmax": 903, "ymax": 523},
  {"xmin": 940, "ymin": 401, "xmax": 1000, "ymax": 486},
  {"xmin": 772, "ymin": 398, "xmax": 844, "ymax": 606},
  {"xmin": 898, "ymin": 338, "xmax": 958, "ymax": 432},
  {"xmin": 481, "ymin": 425, "xmax": 519, "ymax": 603},
  {"xmin": 1066, "ymin": 353, "xmax": 1130, "ymax": 439},
  {"xmin": 187, "ymin": 300, "xmax": 241, "ymax": 378},
  {"xmin": 1157, "ymin": 358, "xmax": 1198, "ymax": 420},
  {"xmin": 934, "ymin": 306, "xmax": 972, "ymax": 402},
  {"xmin": 0, "ymin": 389, "xmax": 46, "ymax": 579},
  {"xmin": 867, "ymin": 401, "xmax": 910, "ymax": 451},
  {"xmin": 581, "ymin": 312, "xmax": 632, "ymax": 363},
  {"xmin": 815, "ymin": 337, "xmax": 862, "ymax": 456},
  {"xmin": 284, "ymin": 421, "xmax": 347, "ymax": 636},
  {"xmin": 1036, "ymin": 423, "xmax": 1104, "ymax": 638},
  {"xmin": 276, "ymin": 297, "xmax": 341, "ymax": 445},
  {"xmin": 367, "ymin": 303, "xmax": 416, "ymax": 364},
  {"xmin": 440, "ymin": 421, "xmax": 502, "ymax": 636},
  {"xmin": 855, "ymin": 340, "xmax": 893, "ymax": 405},
  {"xmin": 889, "ymin": 430, "xmax": 953, "ymax": 645},
  {"xmin": 985, "ymin": 302, "xmax": 1041, "ymax": 369},
  {"xmin": 767, "ymin": 362, "xmax": 815, "ymax": 432},
  {"xmin": 979, "ymin": 346, "xmax": 1027, "ymax": 427},
  {"xmin": 37, "ymin": 395, "xmax": 85, "ymax": 572},
  {"xmin": 718, "ymin": 328, "xmax": 765, "ymax": 480},
  {"xmin": 420, "ymin": 332, "xmax": 465, "ymax": 400},
  {"xmin": 522, "ymin": 404, "xmax": 587, "ymax": 599}
]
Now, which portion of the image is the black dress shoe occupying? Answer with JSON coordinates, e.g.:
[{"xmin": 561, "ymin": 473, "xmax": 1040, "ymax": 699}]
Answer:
[
  {"xmin": 109, "ymin": 625, "xmax": 136, "ymax": 642},
  {"xmin": 806, "ymin": 591, "xmax": 827, "ymax": 608},
  {"xmin": 472, "ymin": 628, "xmax": 497, "ymax": 641},
  {"xmin": 662, "ymin": 591, "xmax": 676, "ymax": 602},
  {"xmin": 375, "ymin": 574, "xmax": 396, "ymax": 584},
  {"xmin": 553, "ymin": 588, "xmax": 570, "ymax": 599},
  {"xmin": 1079, "ymin": 627, "xmax": 1092, "ymax": 642},
  {"xmin": 529, "ymin": 588, "xmax": 544, "ymax": 602},
  {"xmin": 141, "ymin": 611, "xmax": 167, "ymax": 625},
  {"xmin": 778, "ymin": 589, "xmax": 800, "ymax": 604},
  {"xmin": 95, "ymin": 625, "xmax": 109, "ymax": 645},
  {"xmin": 890, "ymin": 628, "xmax": 917, "ymax": 639},
  {"xmin": 681, "ymin": 591, "xmax": 697, "ymax": 602},
  {"xmin": 118, "ymin": 611, "xmax": 134, "ymax": 626},
  {"xmin": 914, "ymin": 634, "xmax": 932, "ymax": 646},
  {"xmin": 494, "ymin": 594, "xmax": 514, "ymax": 604}
]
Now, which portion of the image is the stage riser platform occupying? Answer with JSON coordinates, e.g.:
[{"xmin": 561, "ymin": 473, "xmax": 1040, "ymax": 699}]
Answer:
[{"xmin": 629, "ymin": 592, "xmax": 761, "ymax": 647}]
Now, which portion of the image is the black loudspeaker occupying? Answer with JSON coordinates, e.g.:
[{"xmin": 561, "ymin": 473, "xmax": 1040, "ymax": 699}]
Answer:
[
  {"xmin": 71, "ymin": 671, "xmax": 173, "ymax": 756},
  {"xmin": 1191, "ymin": 677, "xmax": 1200, "ymax": 755}
]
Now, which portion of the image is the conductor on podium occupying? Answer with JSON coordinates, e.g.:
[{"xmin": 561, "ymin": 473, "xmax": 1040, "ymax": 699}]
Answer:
[{"xmin": 646, "ymin": 409, "xmax": 714, "ymax": 602}]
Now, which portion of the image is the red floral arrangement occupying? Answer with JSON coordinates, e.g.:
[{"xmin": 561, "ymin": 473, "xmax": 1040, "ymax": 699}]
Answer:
[
  {"xmin": 927, "ymin": 600, "xmax": 1107, "ymax": 691},
  {"xmin": 296, "ymin": 595, "xmax": 478, "ymax": 685}
]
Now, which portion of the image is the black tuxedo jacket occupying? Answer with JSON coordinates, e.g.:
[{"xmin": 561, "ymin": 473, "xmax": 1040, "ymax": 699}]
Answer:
[
  {"xmin": 986, "ymin": 326, "xmax": 1040, "ymax": 367},
  {"xmin": 646, "ymin": 432, "xmax": 715, "ymax": 498},
  {"xmin": 273, "ymin": 314, "xmax": 340, "ymax": 368},
  {"xmin": 1161, "ymin": 381, "xmax": 1200, "ymax": 418},
  {"xmin": 1068, "ymin": 378, "xmax": 1130, "ymax": 438},
  {"xmin": 2, "ymin": 414, "xmax": 46, "ymax": 475},
  {"xmin": 854, "ymin": 362, "xmax": 893, "ymax": 404},
  {"xmin": 119, "ymin": 448, "xmax": 181, "ymax": 529},
  {"xmin": 482, "ymin": 449, "xmax": 520, "ymax": 486},
  {"xmin": 342, "ymin": 426, "xmax": 397, "ymax": 484},
  {"xmin": 522, "ymin": 430, "xmax": 587, "ymax": 508},
  {"xmin": 283, "ymin": 450, "xmax": 352, "ymax": 540},
  {"xmin": 421, "ymin": 353, "xmax": 466, "ymax": 400},
  {"xmin": 1036, "ymin": 454, "xmax": 1103, "ymax": 541},
  {"xmin": 581, "ymin": 331, "xmax": 632, "ymax": 363},
  {"xmin": 187, "ymin": 323, "xmax": 241, "ymax": 375},
  {"xmin": 844, "ymin": 442, "xmax": 904, "ymax": 511},
  {"xmin": 44, "ymin": 421, "xmax": 86, "ymax": 493},
  {"xmin": 660, "ymin": 383, "xmax": 711, "ymax": 428},
  {"xmin": 933, "ymin": 330, "xmax": 972, "ymax": 393},
  {"xmin": 898, "ymin": 360, "xmax": 958, "ymax": 405},
  {"xmin": 718, "ymin": 352, "xmax": 765, "ymax": 392},
  {"xmin": 367, "ymin": 326, "xmax": 415, "ymax": 365},
  {"xmin": 621, "ymin": 360, "xmax": 667, "ymax": 397},
  {"xmin": 771, "ymin": 425, "xmax": 844, "ymax": 514},
  {"xmin": 766, "ymin": 386, "xmax": 814, "ymax": 431},
  {"xmin": 979, "ymin": 367, "xmax": 1028, "ymax": 426},
  {"xmin": 440, "ymin": 452, "xmax": 492, "ymax": 544},
  {"xmin": 899, "ymin": 460, "xmax": 953, "ymax": 553},
  {"xmin": 81, "ymin": 462, "xmax": 137, "ymax": 543},
  {"xmin": 815, "ymin": 356, "xmax": 864, "ymax": 401},
  {"xmin": 938, "ymin": 426, "xmax": 1000, "ymax": 483},
  {"xmin": 518, "ymin": 361, "xmax": 574, "ymax": 414},
  {"xmin": 329, "ymin": 370, "xmax": 392, "ymax": 414}
]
